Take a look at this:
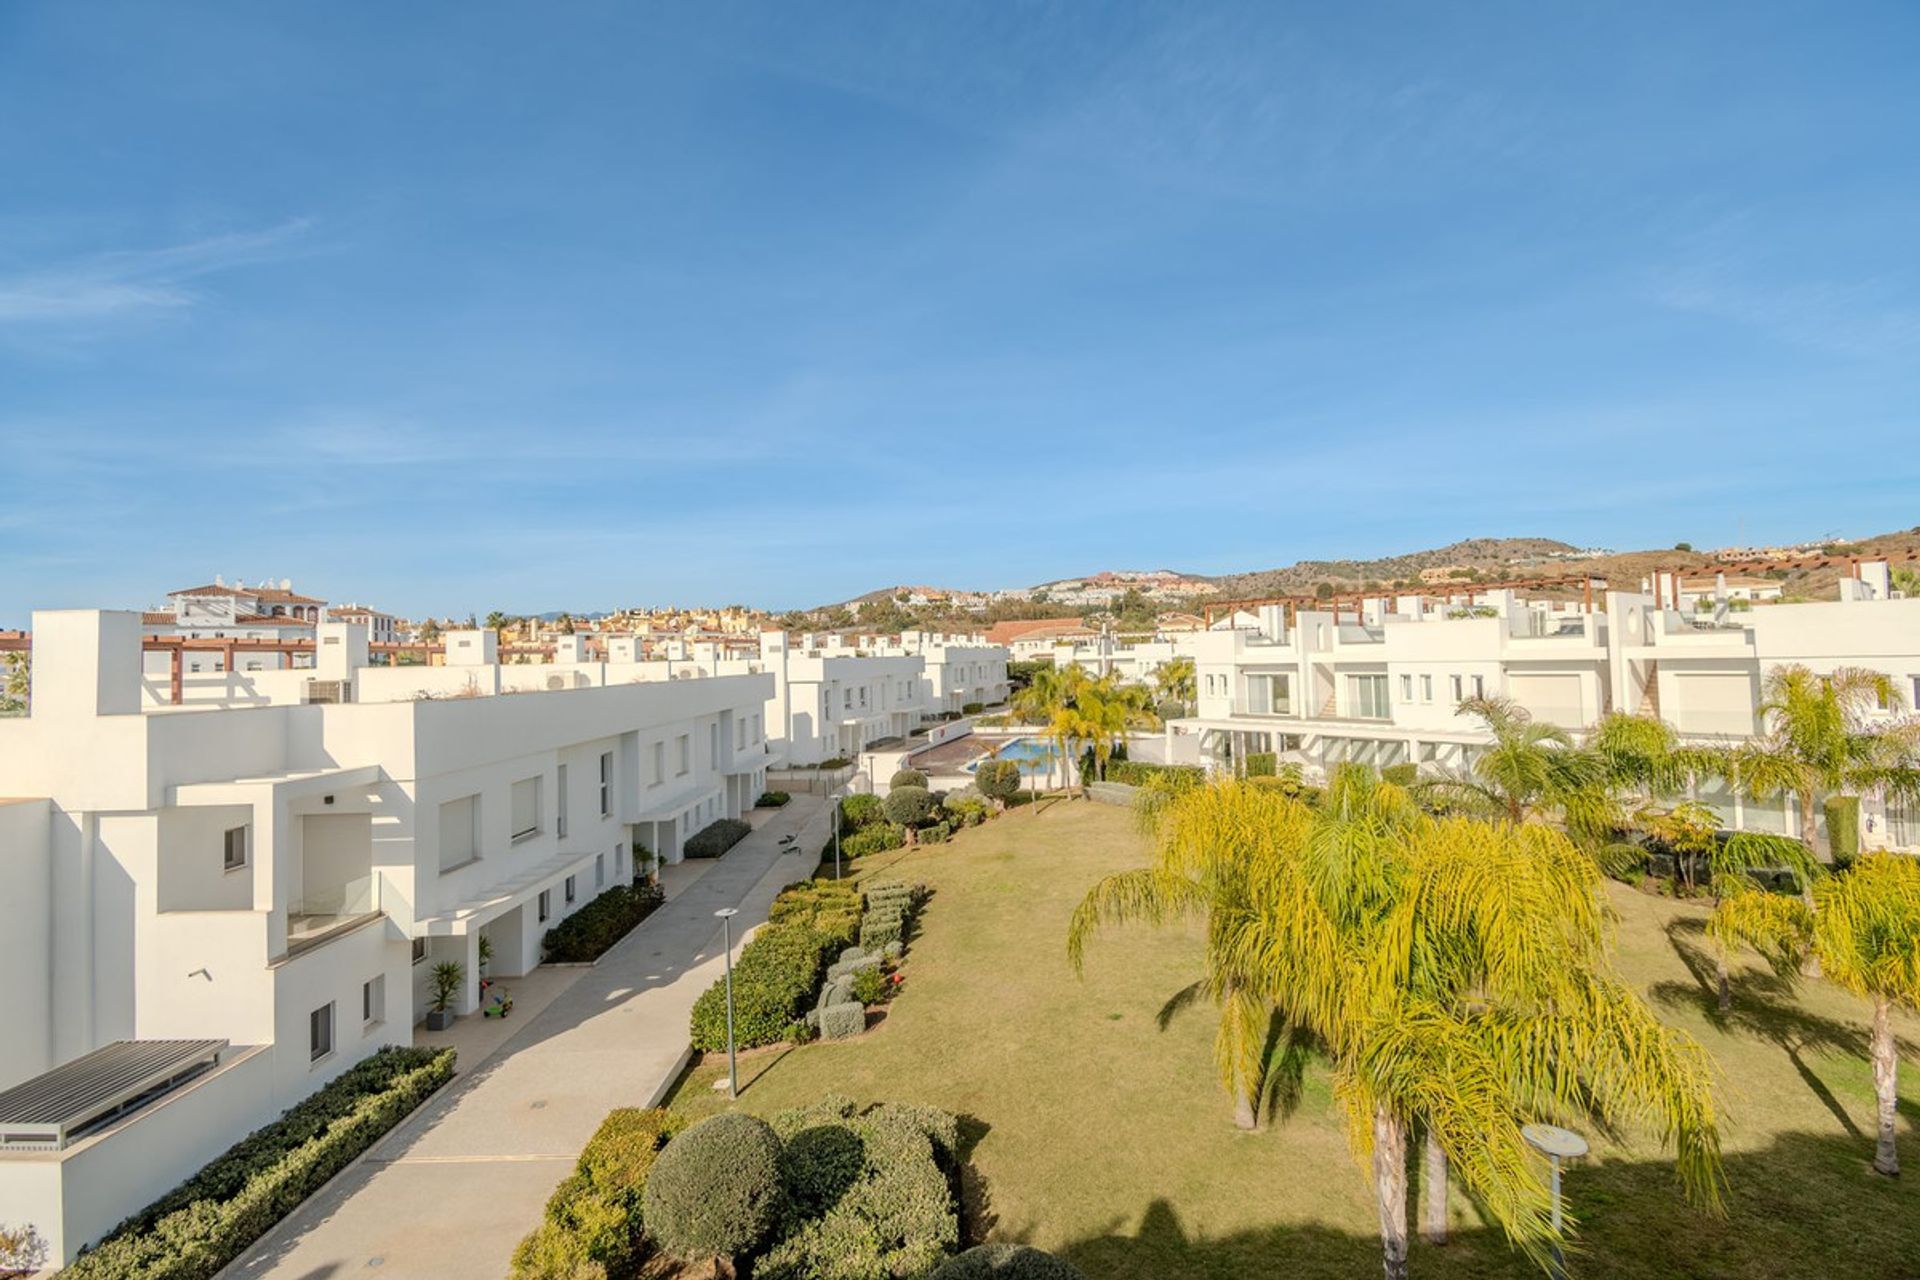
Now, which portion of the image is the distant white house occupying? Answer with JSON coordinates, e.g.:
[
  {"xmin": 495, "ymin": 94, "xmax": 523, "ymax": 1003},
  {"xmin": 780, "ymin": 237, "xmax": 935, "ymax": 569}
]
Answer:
[
  {"xmin": 0, "ymin": 611, "xmax": 773, "ymax": 1266},
  {"xmin": 142, "ymin": 578, "xmax": 330, "ymax": 672}
]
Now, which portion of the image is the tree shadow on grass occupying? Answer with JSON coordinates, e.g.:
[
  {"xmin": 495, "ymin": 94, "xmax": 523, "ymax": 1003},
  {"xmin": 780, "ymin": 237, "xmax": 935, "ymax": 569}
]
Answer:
[{"xmin": 1034, "ymin": 1130, "xmax": 1920, "ymax": 1280}]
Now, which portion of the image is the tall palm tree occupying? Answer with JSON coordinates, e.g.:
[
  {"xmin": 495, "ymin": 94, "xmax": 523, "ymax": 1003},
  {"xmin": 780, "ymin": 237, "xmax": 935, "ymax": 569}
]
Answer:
[
  {"xmin": 1693, "ymin": 830, "xmax": 1822, "ymax": 1012},
  {"xmin": 1012, "ymin": 664, "xmax": 1079, "ymax": 727},
  {"xmin": 1734, "ymin": 664, "xmax": 1910, "ymax": 856},
  {"xmin": 1068, "ymin": 779, "xmax": 1312, "ymax": 1129},
  {"xmin": 1154, "ymin": 656, "xmax": 1197, "ymax": 707},
  {"xmin": 1415, "ymin": 696, "xmax": 1616, "ymax": 843},
  {"xmin": 1713, "ymin": 853, "xmax": 1920, "ymax": 1175},
  {"xmin": 1232, "ymin": 766, "xmax": 1723, "ymax": 1278}
]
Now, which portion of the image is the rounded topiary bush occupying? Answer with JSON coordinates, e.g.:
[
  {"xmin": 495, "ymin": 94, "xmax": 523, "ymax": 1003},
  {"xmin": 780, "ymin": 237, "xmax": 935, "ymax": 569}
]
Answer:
[
  {"xmin": 640, "ymin": 1113, "xmax": 787, "ymax": 1266},
  {"xmin": 928, "ymin": 1243, "xmax": 1086, "ymax": 1278},
  {"xmin": 883, "ymin": 785, "xmax": 936, "ymax": 828},
  {"xmin": 890, "ymin": 767, "xmax": 929, "ymax": 792},
  {"xmin": 974, "ymin": 760, "xmax": 1023, "ymax": 805}
]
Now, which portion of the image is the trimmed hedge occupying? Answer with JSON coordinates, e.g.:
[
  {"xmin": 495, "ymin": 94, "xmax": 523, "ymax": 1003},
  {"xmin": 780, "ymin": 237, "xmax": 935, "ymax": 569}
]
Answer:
[
  {"xmin": 509, "ymin": 1107, "xmax": 681, "ymax": 1279},
  {"xmin": 1106, "ymin": 761, "xmax": 1205, "ymax": 788},
  {"xmin": 641, "ymin": 1114, "xmax": 787, "ymax": 1266},
  {"xmin": 884, "ymin": 786, "xmax": 937, "ymax": 827},
  {"xmin": 961, "ymin": 701, "xmax": 985, "ymax": 714},
  {"xmin": 689, "ymin": 882, "xmax": 859, "ymax": 1052},
  {"xmin": 975, "ymin": 759, "xmax": 1024, "ymax": 805},
  {"xmin": 929, "ymin": 1244, "xmax": 1086, "ymax": 1278},
  {"xmin": 890, "ymin": 768, "xmax": 929, "ymax": 791},
  {"xmin": 1826, "ymin": 795, "xmax": 1861, "ymax": 866},
  {"xmin": 67, "ymin": 1046, "xmax": 456, "ymax": 1280},
  {"xmin": 542, "ymin": 882, "xmax": 665, "ymax": 963},
  {"xmin": 684, "ymin": 817, "xmax": 751, "ymax": 859},
  {"xmin": 759, "ymin": 1098, "xmax": 961, "ymax": 1280},
  {"xmin": 1244, "ymin": 751, "xmax": 1277, "ymax": 777},
  {"xmin": 843, "ymin": 824, "xmax": 906, "ymax": 859},
  {"xmin": 756, "ymin": 790, "xmax": 792, "ymax": 808},
  {"xmin": 839, "ymin": 792, "xmax": 885, "ymax": 833}
]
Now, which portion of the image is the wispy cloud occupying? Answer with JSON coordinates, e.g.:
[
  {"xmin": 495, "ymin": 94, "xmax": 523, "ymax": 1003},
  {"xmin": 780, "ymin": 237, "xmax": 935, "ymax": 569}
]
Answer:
[{"xmin": 0, "ymin": 220, "xmax": 312, "ymax": 326}]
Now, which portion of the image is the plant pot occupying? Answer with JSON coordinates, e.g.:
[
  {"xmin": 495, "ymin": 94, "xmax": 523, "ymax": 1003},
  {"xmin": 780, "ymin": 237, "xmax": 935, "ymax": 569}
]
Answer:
[{"xmin": 425, "ymin": 1008, "xmax": 454, "ymax": 1031}]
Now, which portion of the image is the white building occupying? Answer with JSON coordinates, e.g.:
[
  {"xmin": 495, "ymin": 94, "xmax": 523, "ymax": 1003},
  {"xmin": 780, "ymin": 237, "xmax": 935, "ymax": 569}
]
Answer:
[
  {"xmin": 141, "ymin": 579, "xmax": 330, "ymax": 673},
  {"xmin": 1171, "ymin": 561, "xmax": 1920, "ymax": 852},
  {"xmin": 326, "ymin": 602, "xmax": 403, "ymax": 645},
  {"xmin": 874, "ymin": 631, "xmax": 1010, "ymax": 714},
  {"xmin": 0, "ymin": 611, "xmax": 773, "ymax": 1266}
]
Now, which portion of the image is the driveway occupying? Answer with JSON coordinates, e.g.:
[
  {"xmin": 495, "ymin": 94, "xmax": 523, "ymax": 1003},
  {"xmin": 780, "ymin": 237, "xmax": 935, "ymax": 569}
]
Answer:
[{"xmin": 226, "ymin": 794, "xmax": 833, "ymax": 1280}]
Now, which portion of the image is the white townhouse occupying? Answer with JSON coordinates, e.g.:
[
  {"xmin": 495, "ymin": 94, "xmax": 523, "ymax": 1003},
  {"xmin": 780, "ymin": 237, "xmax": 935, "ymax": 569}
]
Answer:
[
  {"xmin": 1171, "ymin": 561, "xmax": 1920, "ymax": 853},
  {"xmin": 141, "ymin": 578, "xmax": 330, "ymax": 673},
  {"xmin": 1048, "ymin": 629, "xmax": 1207, "ymax": 687},
  {"xmin": 325, "ymin": 601, "xmax": 403, "ymax": 645},
  {"xmin": 873, "ymin": 631, "xmax": 1010, "ymax": 714},
  {"xmin": 0, "ymin": 611, "xmax": 773, "ymax": 1267}
]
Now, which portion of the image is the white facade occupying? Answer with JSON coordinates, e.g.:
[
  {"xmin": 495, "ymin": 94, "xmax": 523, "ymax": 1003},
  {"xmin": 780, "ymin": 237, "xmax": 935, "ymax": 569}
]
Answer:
[
  {"xmin": 1173, "ymin": 562, "xmax": 1920, "ymax": 852},
  {"xmin": 141, "ymin": 578, "xmax": 330, "ymax": 674},
  {"xmin": 0, "ymin": 611, "xmax": 772, "ymax": 1265}
]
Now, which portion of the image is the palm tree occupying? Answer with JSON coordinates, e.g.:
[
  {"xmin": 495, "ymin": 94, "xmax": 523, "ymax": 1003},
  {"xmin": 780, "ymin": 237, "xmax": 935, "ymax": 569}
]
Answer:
[
  {"xmin": 1012, "ymin": 664, "xmax": 1079, "ymax": 727},
  {"xmin": 1232, "ymin": 766, "xmax": 1723, "ymax": 1278},
  {"xmin": 1415, "ymin": 696, "xmax": 1615, "ymax": 842},
  {"xmin": 1713, "ymin": 853, "xmax": 1920, "ymax": 1174},
  {"xmin": 1069, "ymin": 779, "xmax": 1311, "ymax": 1129},
  {"xmin": 1735, "ymin": 664, "xmax": 1910, "ymax": 857},
  {"xmin": 1692, "ymin": 830, "xmax": 1822, "ymax": 1012},
  {"xmin": 1154, "ymin": 656, "xmax": 1196, "ymax": 707}
]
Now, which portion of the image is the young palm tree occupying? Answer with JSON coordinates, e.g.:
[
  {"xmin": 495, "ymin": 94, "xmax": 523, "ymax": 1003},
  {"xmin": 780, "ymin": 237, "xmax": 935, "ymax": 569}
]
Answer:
[
  {"xmin": 1735, "ymin": 664, "xmax": 1909, "ymax": 856},
  {"xmin": 1713, "ymin": 853, "xmax": 1920, "ymax": 1174},
  {"xmin": 1233, "ymin": 766, "xmax": 1723, "ymax": 1278},
  {"xmin": 1694, "ymin": 831, "xmax": 1822, "ymax": 1012},
  {"xmin": 1415, "ymin": 696, "xmax": 1616, "ymax": 843},
  {"xmin": 1012, "ymin": 664, "xmax": 1080, "ymax": 727},
  {"xmin": 1154, "ymin": 656, "xmax": 1197, "ymax": 707},
  {"xmin": 1068, "ymin": 780, "xmax": 1313, "ymax": 1128}
]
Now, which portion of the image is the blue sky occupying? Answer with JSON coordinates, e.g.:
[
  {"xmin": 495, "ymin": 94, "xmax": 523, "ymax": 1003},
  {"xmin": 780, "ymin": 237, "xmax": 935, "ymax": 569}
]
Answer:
[{"xmin": 3, "ymin": 2, "xmax": 1916, "ymax": 623}]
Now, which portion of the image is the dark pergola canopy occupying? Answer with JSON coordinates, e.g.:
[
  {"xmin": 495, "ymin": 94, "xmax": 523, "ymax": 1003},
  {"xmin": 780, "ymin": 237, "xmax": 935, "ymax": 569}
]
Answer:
[{"xmin": 0, "ymin": 1039, "xmax": 227, "ymax": 1151}]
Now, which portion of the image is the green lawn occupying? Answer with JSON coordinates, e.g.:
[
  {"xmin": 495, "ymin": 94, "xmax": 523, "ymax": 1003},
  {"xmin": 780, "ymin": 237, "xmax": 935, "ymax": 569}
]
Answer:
[{"xmin": 665, "ymin": 802, "xmax": 1920, "ymax": 1279}]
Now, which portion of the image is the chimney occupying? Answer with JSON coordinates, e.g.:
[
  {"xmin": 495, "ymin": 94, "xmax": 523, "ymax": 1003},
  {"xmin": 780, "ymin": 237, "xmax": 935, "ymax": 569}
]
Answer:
[{"xmin": 30, "ymin": 610, "xmax": 142, "ymax": 719}]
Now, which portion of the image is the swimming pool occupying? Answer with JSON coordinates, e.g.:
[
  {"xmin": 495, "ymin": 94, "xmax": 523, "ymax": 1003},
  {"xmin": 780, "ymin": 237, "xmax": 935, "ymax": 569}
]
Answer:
[{"xmin": 968, "ymin": 737, "xmax": 1061, "ymax": 774}]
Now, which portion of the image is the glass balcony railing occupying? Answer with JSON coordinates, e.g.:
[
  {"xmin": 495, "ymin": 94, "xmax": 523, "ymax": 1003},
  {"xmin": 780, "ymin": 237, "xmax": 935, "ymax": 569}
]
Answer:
[{"xmin": 288, "ymin": 872, "xmax": 382, "ymax": 948}]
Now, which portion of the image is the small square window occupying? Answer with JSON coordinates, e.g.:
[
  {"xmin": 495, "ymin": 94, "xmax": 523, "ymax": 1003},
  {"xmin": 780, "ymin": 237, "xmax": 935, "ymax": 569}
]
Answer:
[
  {"xmin": 223, "ymin": 825, "xmax": 249, "ymax": 871},
  {"xmin": 411, "ymin": 937, "xmax": 428, "ymax": 965},
  {"xmin": 565, "ymin": 874, "xmax": 577, "ymax": 904},
  {"xmin": 310, "ymin": 1003, "xmax": 334, "ymax": 1062},
  {"xmin": 600, "ymin": 751, "xmax": 613, "ymax": 816},
  {"xmin": 363, "ymin": 975, "xmax": 385, "ymax": 1027},
  {"xmin": 596, "ymin": 853, "xmax": 606, "ymax": 888},
  {"xmin": 538, "ymin": 889, "xmax": 551, "ymax": 923}
]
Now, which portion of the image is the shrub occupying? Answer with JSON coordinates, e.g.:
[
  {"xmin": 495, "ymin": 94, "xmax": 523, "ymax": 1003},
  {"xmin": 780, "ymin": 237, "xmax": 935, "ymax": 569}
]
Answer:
[
  {"xmin": 890, "ymin": 767, "xmax": 929, "ymax": 791},
  {"xmin": 510, "ymin": 1108, "xmax": 680, "ymax": 1280},
  {"xmin": 1826, "ymin": 795, "xmax": 1861, "ymax": 866},
  {"xmin": 819, "ymin": 1001, "xmax": 866, "ymax": 1040},
  {"xmin": 1380, "ymin": 762, "xmax": 1419, "ymax": 787},
  {"xmin": 861, "ymin": 916, "xmax": 904, "ymax": 951},
  {"xmin": 756, "ymin": 790, "xmax": 792, "ymax": 808},
  {"xmin": 975, "ymin": 759, "xmax": 1024, "ymax": 806},
  {"xmin": 922, "ymin": 821, "xmax": 954, "ymax": 845},
  {"xmin": 818, "ymin": 756, "xmax": 853, "ymax": 769},
  {"xmin": 928, "ymin": 1244, "xmax": 1086, "ymax": 1278},
  {"xmin": 851, "ymin": 966, "xmax": 889, "ymax": 1005},
  {"xmin": 542, "ymin": 882, "xmax": 665, "ymax": 963},
  {"xmin": 961, "ymin": 701, "xmax": 984, "ymax": 714},
  {"xmin": 1155, "ymin": 697, "xmax": 1188, "ymax": 721},
  {"xmin": 839, "ymin": 792, "xmax": 884, "ymax": 833},
  {"xmin": 760, "ymin": 1100, "xmax": 960, "ymax": 1280},
  {"xmin": 641, "ymin": 1114, "xmax": 787, "ymax": 1267},
  {"xmin": 66, "ymin": 1047, "xmax": 455, "ymax": 1280},
  {"xmin": 683, "ymin": 817, "xmax": 751, "ymax": 859},
  {"xmin": 766, "ymin": 878, "xmax": 862, "ymax": 946},
  {"xmin": 689, "ymin": 923, "xmax": 839, "ymax": 1051},
  {"xmin": 1244, "ymin": 751, "xmax": 1277, "ymax": 778},
  {"xmin": 884, "ymin": 786, "xmax": 937, "ymax": 828},
  {"xmin": 1598, "ymin": 841, "xmax": 1648, "ymax": 880},
  {"xmin": 843, "ymin": 824, "xmax": 907, "ymax": 859}
]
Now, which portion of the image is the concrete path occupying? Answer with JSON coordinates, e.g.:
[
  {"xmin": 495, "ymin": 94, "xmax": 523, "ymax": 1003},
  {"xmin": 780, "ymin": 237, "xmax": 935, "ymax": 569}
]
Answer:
[{"xmin": 226, "ymin": 795, "xmax": 834, "ymax": 1280}]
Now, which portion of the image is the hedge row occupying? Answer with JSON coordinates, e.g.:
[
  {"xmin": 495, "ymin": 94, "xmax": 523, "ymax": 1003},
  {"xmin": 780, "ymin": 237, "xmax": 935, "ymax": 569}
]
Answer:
[
  {"xmin": 685, "ymin": 817, "xmax": 751, "ymax": 859},
  {"xmin": 689, "ymin": 881, "xmax": 862, "ymax": 1052},
  {"xmin": 756, "ymin": 790, "xmax": 792, "ymax": 808},
  {"xmin": 1105, "ymin": 761, "xmax": 1205, "ymax": 787},
  {"xmin": 542, "ymin": 881, "xmax": 665, "ymax": 963},
  {"xmin": 509, "ymin": 1107, "xmax": 681, "ymax": 1279},
  {"xmin": 67, "ymin": 1046, "xmax": 456, "ymax": 1280},
  {"xmin": 843, "ymin": 823, "xmax": 906, "ymax": 859}
]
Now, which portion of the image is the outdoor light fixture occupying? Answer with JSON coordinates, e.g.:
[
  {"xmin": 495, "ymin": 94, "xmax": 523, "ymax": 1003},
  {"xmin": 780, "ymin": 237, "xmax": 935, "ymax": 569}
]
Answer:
[
  {"xmin": 1522, "ymin": 1123, "xmax": 1589, "ymax": 1279},
  {"xmin": 714, "ymin": 908, "xmax": 740, "ymax": 1099}
]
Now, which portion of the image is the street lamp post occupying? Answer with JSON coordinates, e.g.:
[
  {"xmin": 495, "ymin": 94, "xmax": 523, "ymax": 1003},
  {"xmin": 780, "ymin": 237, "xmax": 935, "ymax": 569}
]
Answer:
[
  {"xmin": 1522, "ymin": 1123, "xmax": 1590, "ymax": 1280},
  {"xmin": 832, "ymin": 795, "xmax": 842, "ymax": 880},
  {"xmin": 715, "ymin": 908, "xmax": 740, "ymax": 1099}
]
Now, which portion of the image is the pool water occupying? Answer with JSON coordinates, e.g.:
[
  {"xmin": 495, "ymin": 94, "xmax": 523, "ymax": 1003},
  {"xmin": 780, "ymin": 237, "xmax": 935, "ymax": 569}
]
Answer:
[{"xmin": 969, "ymin": 737, "xmax": 1061, "ymax": 774}]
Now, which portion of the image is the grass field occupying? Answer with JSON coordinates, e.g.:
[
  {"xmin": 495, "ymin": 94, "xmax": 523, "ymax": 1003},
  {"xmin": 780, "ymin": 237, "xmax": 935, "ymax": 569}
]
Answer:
[{"xmin": 664, "ymin": 801, "xmax": 1920, "ymax": 1279}]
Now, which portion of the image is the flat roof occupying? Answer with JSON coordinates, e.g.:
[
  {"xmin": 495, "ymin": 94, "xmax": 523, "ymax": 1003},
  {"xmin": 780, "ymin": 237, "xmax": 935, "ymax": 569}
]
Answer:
[{"xmin": 0, "ymin": 1039, "xmax": 226, "ymax": 1150}]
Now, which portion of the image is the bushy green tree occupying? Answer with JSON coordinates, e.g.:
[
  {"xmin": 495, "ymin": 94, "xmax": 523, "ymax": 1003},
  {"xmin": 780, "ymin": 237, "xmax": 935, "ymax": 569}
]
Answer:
[{"xmin": 640, "ymin": 1114, "xmax": 786, "ymax": 1270}]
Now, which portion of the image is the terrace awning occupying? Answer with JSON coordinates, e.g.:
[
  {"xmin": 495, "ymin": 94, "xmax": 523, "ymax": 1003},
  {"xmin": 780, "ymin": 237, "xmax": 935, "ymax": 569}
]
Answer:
[{"xmin": 0, "ymin": 1039, "xmax": 227, "ymax": 1150}]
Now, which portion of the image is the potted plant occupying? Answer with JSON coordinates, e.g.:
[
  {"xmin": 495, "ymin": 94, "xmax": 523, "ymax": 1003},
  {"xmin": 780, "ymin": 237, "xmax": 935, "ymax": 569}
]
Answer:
[{"xmin": 426, "ymin": 960, "xmax": 465, "ymax": 1031}]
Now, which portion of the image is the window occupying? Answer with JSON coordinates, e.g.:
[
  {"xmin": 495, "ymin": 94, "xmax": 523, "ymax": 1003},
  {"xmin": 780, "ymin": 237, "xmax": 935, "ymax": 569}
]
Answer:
[
  {"xmin": 411, "ymin": 938, "xmax": 428, "ymax": 965},
  {"xmin": 309, "ymin": 1003, "xmax": 334, "ymax": 1062},
  {"xmin": 1472, "ymin": 675, "xmax": 1486, "ymax": 699},
  {"xmin": 710, "ymin": 723, "xmax": 719, "ymax": 768},
  {"xmin": 511, "ymin": 777, "xmax": 542, "ymax": 841},
  {"xmin": 538, "ymin": 889, "xmax": 551, "ymax": 923},
  {"xmin": 615, "ymin": 844, "xmax": 626, "ymax": 877},
  {"xmin": 223, "ymin": 825, "xmax": 249, "ymax": 871},
  {"xmin": 363, "ymin": 975, "xmax": 385, "ymax": 1027},
  {"xmin": 1450, "ymin": 675, "xmax": 1464, "ymax": 703},
  {"xmin": 1246, "ymin": 673, "xmax": 1292, "ymax": 716},
  {"xmin": 439, "ymin": 795, "xmax": 479, "ymax": 872},
  {"xmin": 844, "ymin": 688, "xmax": 853, "ymax": 710},
  {"xmin": 596, "ymin": 853, "xmax": 606, "ymax": 888},
  {"xmin": 1420, "ymin": 674, "xmax": 1434, "ymax": 702},
  {"xmin": 1400, "ymin": 674, "xmax": 1414, "ymax": 701},
  {"xmin": 556, "ymin": 764, "xmax": 569, "ymax": 839},
  {"xmin": 1349, "ymin": 674, "xmax": 1391, "ymax": 719},
  {"xmin": 651, "ymin": 741, "xmax": 665, "ymax": 786},
  {"xmin": 565, "ymin": 874, "xmax": 577, "ymax": 904},
  {"xmin": 676, "ymin": 735, "xmax": 690, "ymax": 776},
  {"xmin": 599, "ymin": 751, "xmax": 613, "ymax": 815}
]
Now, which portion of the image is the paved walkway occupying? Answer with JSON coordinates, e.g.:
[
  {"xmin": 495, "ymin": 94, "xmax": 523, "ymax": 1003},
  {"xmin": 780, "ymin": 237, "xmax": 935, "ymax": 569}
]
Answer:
[{"xmin": 227, "ymin": 794, "xmax": 834, "ymax": 1280}]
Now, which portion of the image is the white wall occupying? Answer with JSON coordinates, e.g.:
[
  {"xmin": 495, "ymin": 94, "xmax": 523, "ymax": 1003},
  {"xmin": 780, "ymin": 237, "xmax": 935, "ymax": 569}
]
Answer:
[{"xmin": 0, "ymin": 799, "xmax": 52, "ymax": 1092}]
